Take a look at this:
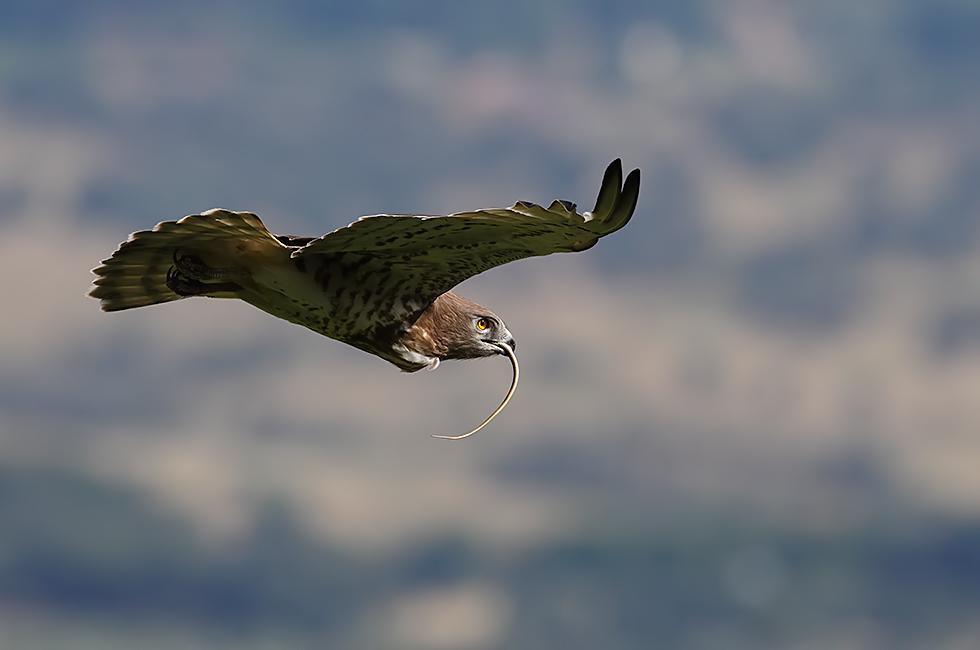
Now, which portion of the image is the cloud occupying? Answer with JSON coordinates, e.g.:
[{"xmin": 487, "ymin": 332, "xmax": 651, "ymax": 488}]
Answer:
[{"xmin": 3, "ymin": 3, "xmax": 980, "ymax": 558}]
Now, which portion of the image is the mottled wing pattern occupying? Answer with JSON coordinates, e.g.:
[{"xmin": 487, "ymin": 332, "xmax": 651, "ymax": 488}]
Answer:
[
  {"xmin": 90, "ymin": 210, "xmax": 283, "ymax": 311},
  {"xmin": 294, "ymin": 159, "xmax": 640, "ymax": 306}
]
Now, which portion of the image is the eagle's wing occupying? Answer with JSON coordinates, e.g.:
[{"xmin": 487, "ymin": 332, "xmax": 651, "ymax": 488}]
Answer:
[{"xmin": 293, "ymin": 159, "xmax": 640, "ymax": 304}]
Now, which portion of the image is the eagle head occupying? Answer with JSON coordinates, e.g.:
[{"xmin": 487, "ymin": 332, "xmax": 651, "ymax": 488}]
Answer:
[{"xmin": 394, "ymin": 291, "xmax": 515, "ymax": 372}]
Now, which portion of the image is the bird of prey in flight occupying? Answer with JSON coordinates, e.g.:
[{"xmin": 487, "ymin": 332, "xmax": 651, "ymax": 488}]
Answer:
[{"xmin": 90, "ymin": 159, "xmax": 640, "ymax": 438}]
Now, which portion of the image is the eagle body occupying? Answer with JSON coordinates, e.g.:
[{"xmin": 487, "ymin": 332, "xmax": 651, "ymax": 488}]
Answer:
[{"xmin": 90, "ymin": 160, "xmax": 640, "ymax": 373}]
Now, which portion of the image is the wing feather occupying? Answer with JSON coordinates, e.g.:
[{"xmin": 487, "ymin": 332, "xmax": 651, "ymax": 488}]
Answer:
[{"xmin": 293, "ymin": 159, "xmax": 639, "ymax": 305}]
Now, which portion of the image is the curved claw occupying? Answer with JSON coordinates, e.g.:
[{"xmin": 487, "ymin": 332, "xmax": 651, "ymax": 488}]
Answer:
[
  {"xmin": 432, "ymin": 341, "xmax": 519, "ymax": 441},
  {"xmin": 166, "ymin": 265, "xmax": 204, "ymax": 296},
  {"xmin": 172, "ymin": 249, "xmax": 245, "ymax": 281}
]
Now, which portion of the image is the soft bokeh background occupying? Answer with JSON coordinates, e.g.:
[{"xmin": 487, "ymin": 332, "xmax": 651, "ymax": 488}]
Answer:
[{"xmin": 2, "ymin": 0, "xmax": 980, "ymax": 648}]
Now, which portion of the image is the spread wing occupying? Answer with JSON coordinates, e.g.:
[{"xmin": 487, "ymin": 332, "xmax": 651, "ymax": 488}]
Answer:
[{"xmin": 293, "ymin": 159, "xmax": 640, "ymax": 305}]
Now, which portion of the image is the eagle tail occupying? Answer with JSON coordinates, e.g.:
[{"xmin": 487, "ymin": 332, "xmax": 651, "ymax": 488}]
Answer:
[{"xmin": 89, "ymin": 209, "xmax": 284, "ymax": 312}]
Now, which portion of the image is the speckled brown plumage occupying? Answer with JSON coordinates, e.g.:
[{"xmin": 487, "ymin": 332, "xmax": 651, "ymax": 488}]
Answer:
[{"xmin": 90, "ymin": 159, "xmax": 640, "ymax": 373}]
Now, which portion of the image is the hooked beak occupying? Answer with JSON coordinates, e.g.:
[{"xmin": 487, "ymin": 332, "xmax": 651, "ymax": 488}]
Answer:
[{"xmin": 497, "ymin": 337, "xmax": 516, "ymax": 353}]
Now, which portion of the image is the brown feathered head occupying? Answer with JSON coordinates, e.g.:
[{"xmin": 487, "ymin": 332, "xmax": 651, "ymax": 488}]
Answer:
[
  {"xmin": 397, "ymin": 291, "xmax": 515, "ymax": 371},
  {"xmin": 394, "ymin": 291, "xmax": 519, "ymax": 440}
]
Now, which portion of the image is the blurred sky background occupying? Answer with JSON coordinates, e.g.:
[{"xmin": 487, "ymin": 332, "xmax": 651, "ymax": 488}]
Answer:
[{"xmin": 2, "ymin": 0, "xmax": 980, "ymax": 648}]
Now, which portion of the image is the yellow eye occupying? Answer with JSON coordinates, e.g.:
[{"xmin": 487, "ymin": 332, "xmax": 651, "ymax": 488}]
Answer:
[{"xmin": 477, "ymin": 318, "xmax": 489, "ymax": 331}]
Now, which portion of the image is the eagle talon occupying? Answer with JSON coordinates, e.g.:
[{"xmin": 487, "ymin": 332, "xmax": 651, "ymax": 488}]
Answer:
[
  {"xmin": 172, "ymin": 249, "xmax": 243, "ymax": 281},
  {"xmin": 165, "ymin": 266, "xmax": 207, "ymax": 296},
  {"xmin": 166, "ymin": 266, "xmax": 243, "ymax": 296}
]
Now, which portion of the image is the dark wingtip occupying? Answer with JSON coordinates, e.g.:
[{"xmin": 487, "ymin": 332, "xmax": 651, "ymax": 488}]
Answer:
[
  {"xmin": 610, "ymin": 166, "xmax": 640, "ymax": 231},
  {"xmin": 591, "ymin": 159, "xmax": 640, "ymax": 235},
  {"xmin": 591, "ymin": 159, "xmax": 623, "ymax": 217}
]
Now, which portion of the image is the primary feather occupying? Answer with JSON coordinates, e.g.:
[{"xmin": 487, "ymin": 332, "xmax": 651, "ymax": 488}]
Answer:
[{"xmin": 292, "ymin": 159, "xmax": 640, "ymax": 304}]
